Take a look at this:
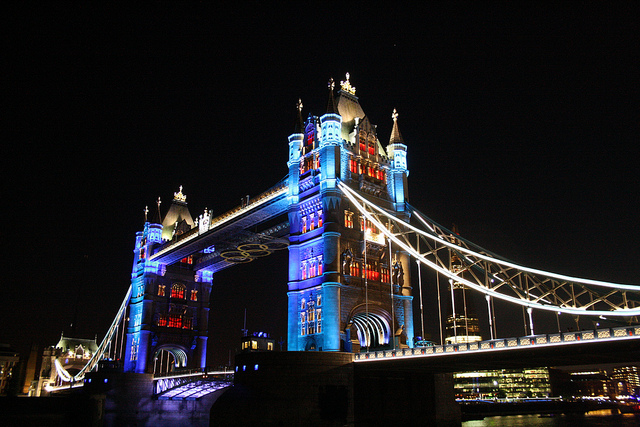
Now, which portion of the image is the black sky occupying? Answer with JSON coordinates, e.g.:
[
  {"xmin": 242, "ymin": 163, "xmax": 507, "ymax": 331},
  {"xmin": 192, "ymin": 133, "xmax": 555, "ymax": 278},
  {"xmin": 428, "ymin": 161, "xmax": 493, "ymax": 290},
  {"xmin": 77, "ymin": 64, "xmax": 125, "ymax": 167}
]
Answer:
[{"xmin": 4, "ymin": 3, "xmax": 639, "ymax": 366}]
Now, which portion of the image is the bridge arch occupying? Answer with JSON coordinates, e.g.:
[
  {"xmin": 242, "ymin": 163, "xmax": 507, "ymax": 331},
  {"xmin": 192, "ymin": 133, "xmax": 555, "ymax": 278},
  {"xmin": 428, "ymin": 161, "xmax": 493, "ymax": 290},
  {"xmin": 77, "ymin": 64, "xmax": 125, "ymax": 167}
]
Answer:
[
  {"xmin": 152, "ymin": 346, "xmax": 188, "ymax": 374},
  {"xmin": 347, "ymin": 306, "xmax": 392, "ymax": 350}
]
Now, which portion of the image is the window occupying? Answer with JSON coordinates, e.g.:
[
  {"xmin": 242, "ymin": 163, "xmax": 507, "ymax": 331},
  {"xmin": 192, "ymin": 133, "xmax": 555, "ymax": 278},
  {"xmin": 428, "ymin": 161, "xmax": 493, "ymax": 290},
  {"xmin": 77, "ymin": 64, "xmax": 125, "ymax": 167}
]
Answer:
[
  {"xmin": 344, "ymin": 210, "xmax": 354, "ymax": 228},
  {"xmin": 301, "ymin": 216, "xmax": 307, "ymax": 234},
  {"xmin": 158, "ymin": 285, "xmax": 166, "ymax": 297},
  {"xmin": 309, "ymin": 260, "xmax": 317, "ymax": 278},
  {"xmin": 158, "ymin": 314, "xmax": 167, "ymax": 327},
  {"xmin": 317, "ymin": 210, "xmax": 323, "ymax": 227},
  {"xmin": 182, "ymin": 317, "xmax": 193, "ymax": 330},
  {"xmin": 317, "ymin": 256, "xmax": 323, "ymax": 276},
  {"xmin": 171, "ymin": 283, "xmax": 186, "ymax": 299},
  {"xmin": 349, "ymin": 158, "xmax": 358, "ymax": 174},
  {"xmin": 180, "ymin": 255, "xmax": 193, "ymax": 264},
  {"xmin": 310, "ymin": 213, "xmax": 315, "ymax": 231},
  {"xmin": 301, "ymin": 262, "xmax": 308, "ymax": 280},
  {"xmin": 190, "ymin": 290, "xmax": 198, "ymax": 301},
  {"xmin": 167, "ymin": 314, "xmax": 182, "ymax": 328}
]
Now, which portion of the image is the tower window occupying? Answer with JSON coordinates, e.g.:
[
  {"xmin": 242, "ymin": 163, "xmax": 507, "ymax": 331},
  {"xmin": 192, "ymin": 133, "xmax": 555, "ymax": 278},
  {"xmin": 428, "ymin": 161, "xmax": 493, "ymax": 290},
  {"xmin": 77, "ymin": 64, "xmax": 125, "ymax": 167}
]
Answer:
[
  {"xmin": 171, "ymin": 283, "xmax": 186, "ymax": 299},
  {"xmin": 158, "ymin": 285, "xmax": 166, "ymax": 297},
  {"xmin": 302, "ymin": 216, "xmax": 307, "ymax": 234},
  {"xmin": 309, "ymin": 213, "xmax": 315, "ymax": 231},
  {"xmin": 344, "ymin": 210, "xmax": 354, "ymax": 228},
  {"xmin": 317, "ymin": 210, "xmax": 323, "ymax": 227},
  {"xmin": 190, "ymin": 290, "xmax": 198, "ymax": 301}
]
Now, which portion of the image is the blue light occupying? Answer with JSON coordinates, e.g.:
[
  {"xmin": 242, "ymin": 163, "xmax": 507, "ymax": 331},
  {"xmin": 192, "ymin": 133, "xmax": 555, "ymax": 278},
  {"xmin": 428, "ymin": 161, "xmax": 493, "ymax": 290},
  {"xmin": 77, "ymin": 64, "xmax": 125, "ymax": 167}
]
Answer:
[
  {"xmin": 254, "ymin": 364, "xmax": 259, "ymax": 371},
  {"xmin": 104, "ymin": 378, "xmax": 108, "ymax": 383},
  {"xmin": 242, "ymin": 365, "xmax": 246, "ymax": 371}
]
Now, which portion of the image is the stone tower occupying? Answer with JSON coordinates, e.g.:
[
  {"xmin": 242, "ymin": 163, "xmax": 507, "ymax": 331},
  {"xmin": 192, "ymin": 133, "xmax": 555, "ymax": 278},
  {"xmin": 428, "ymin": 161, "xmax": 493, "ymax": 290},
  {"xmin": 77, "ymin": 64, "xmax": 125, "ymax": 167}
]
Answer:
[
  {"xmin": 124, "ymin": 188, "xmax": 212, "ymax": 373},
  {"xmin": 287, "ymin": 75, "xmax": 414, "ymax": 352}
]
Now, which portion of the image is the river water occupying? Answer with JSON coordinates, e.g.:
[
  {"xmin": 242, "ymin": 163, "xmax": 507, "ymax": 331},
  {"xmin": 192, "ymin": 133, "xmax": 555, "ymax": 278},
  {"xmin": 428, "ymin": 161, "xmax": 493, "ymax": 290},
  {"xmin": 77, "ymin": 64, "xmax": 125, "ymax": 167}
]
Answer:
[{"xmin": 462, "ymin": 410, "xmax": 640, "ymax": 426}]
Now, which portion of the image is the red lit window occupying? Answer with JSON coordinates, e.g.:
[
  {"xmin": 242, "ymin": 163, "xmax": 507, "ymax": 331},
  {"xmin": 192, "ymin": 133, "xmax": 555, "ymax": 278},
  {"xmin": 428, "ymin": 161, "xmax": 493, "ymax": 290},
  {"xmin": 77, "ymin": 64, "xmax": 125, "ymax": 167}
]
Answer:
[
  {"xmin": 167, "ymin": 314, "xmax": 182, "ymax": 328},
  {"xmin": 171, "ymin": 284, "xmax": 186, "ymax": 299},
  {"xmin": 301, "ymin": 216, "xmax": 307, "ymax": 233},
  {"xmin": 158, "ymin": 314, "xmax": 167, "ymax": 327},
  {"xmin": 182, "ymin": 317, "xmax": 193, "ymax": 330},
  {"xmin": 349, "ymin": 159, "xmax": 358, "ymax": 174},
  {"xmin": 350, "ymin": 262, "xmax": 359, "ymax": 277},
  {"xmin": 317, "ymin": 257, "xmax": 323, "ymax": 275},
  {"xmin": 301, "ymin": 263, "xmax": 308, "ymax": 280},
  {"xmin": 368, "ymin": 144, "xmax": 375, "ymax": 155},
  {"xmin": 317, "ymin": 210, "xmax": 323, "ymax": 227},
  {"xmin": 190, "ymin": 290, "xmax": 198, "ymax": 301},
  {"xmin": 310, "ymin": 213, "xmax": 315, "ymax": 231},
  {"xmin": 359, "ymin": 136, "xmax": 366, "ymax": 152}
]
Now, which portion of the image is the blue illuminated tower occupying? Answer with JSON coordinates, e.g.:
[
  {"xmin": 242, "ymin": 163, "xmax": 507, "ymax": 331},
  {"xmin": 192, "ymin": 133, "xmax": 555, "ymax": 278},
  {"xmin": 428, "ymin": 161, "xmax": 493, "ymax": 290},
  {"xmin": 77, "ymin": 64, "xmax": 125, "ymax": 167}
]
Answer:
[
  {"xmin": 287, "ymin": 75, "xmax": 414, "ymax": 352},
  {"xmin": 124, "ymin": 189, "xmax": 212, "ymax": 373}
]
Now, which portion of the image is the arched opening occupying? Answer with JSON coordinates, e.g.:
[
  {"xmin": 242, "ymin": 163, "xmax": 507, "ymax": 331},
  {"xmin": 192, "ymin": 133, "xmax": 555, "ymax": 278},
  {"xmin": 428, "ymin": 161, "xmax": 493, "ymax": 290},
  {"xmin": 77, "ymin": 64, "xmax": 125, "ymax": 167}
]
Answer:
[
  {"xmin": 348, "ymin": 312, "xmax": 390, "ymax": 351},
  {"xmin": 152, "ymin": 347, "xmax": 187, "ymax": 374}
]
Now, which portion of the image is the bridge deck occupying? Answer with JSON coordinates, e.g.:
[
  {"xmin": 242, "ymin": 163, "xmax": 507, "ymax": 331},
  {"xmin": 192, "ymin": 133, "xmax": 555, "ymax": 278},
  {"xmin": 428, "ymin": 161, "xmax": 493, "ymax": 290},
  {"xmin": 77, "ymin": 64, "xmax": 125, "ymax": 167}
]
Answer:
[{"xmin": 355, "ymin": 325, "xmax": 640, "ymax": 371}]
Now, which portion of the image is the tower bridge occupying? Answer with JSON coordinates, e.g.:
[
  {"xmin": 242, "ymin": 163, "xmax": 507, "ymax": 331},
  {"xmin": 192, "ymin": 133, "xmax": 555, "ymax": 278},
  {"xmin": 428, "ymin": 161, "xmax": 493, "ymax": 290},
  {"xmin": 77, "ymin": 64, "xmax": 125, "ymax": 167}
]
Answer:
[{"xmin": 45, "ymin": 74, "xmax": 640, "ymax": 425}]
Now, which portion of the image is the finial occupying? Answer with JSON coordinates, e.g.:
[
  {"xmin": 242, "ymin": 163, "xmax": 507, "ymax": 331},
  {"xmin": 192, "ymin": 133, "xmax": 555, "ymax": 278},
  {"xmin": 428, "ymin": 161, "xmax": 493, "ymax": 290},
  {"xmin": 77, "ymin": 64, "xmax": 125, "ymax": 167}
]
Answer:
[
  {"xmin": 297, "ymin": 98, "xmax": 303, "ymax": 112},
  {"xmin": 340, "ymin": 72, "xmax": 356, "ymax": 95},
  {"xmin": 328, "ymin": 77, "xmax": 335, "ymax": 91},
  {"xmin": 392, "ymin": 108, "xmax": 398, "ymax": 122},
  {"xmin": 173, "ymin": 186, "xmax": 187, "ymax": 202},
  {"xmin": 157, "ymin": 197, "xmax": 161, "ymax": 209},
  {"xmin": 144, "ymin": 206, "xmax": 149, "ymax": 222}
]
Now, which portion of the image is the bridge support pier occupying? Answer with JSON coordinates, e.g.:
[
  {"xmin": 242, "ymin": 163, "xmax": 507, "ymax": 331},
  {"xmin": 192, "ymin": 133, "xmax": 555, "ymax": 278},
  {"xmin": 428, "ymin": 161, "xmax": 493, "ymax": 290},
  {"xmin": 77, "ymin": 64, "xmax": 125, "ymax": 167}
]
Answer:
[
  {"xmin": 354, "ymin": 363, "xmax": 460, "ymax": 426},
  {"xmin": 211, "ymin": 352, "xmax": 461, "ymax": 426}
]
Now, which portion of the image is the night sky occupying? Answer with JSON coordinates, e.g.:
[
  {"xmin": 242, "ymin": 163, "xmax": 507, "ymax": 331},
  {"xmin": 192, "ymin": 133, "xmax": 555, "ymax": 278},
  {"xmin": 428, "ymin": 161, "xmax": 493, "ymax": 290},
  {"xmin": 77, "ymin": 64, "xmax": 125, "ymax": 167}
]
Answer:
[{"xmin": 4, "ymin": 4, "xmax": 639, "ymax": 367}]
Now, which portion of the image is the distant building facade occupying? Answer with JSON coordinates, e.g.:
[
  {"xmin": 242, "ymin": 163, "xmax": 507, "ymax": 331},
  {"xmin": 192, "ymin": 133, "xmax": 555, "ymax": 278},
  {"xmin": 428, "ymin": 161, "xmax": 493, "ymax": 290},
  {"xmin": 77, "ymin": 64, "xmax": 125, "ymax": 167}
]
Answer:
[
  {"xmin": 454, "ymin": 368, "xmax": 551, "ymax": 399},
  {"xmin": 0, "ymin": 344, "xmax": 20, "ymax": 396}
]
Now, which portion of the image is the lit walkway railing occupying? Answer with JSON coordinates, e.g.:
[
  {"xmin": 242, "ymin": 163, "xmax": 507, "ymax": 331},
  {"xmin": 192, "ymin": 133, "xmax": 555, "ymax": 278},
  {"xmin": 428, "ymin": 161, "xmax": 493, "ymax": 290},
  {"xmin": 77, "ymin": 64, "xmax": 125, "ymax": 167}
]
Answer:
[{"xmin": 354, "ymin": 325, "xmax": 640, "ymax": 362}]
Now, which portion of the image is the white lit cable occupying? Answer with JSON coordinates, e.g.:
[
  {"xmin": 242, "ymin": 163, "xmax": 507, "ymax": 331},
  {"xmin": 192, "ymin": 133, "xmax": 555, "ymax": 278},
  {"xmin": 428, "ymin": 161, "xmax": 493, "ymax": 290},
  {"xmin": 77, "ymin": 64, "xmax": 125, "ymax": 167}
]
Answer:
[{"xmin": 338, "ymin": 182, "xmax": 640, "ymax": 316}]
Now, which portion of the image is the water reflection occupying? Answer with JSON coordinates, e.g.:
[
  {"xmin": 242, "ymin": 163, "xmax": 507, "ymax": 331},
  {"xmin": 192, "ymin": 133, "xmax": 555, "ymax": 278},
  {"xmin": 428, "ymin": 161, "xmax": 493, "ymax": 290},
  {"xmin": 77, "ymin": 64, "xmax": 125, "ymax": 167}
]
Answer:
[{"xmin": 463, "ymin": 410, "xmax": 640, "ymax": 426}]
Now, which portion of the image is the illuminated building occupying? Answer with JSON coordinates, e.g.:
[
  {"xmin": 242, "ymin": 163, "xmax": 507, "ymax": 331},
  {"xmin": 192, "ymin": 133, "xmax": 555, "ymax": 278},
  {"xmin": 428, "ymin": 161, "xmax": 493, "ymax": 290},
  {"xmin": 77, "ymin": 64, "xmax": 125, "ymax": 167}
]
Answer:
[
  {"xmin": 611, "ymin": 366, "xmax": 640, "ymax": 395},
  {"xmin": 444, "ymin": 227, "xmax": 482, "ymax": 344},
  {"xmin": 34, "ymin": 334, "xmax": 98, "ymax": 396},
  {"xmin": 240, "ymin": 332, "xmax": 275, "ymax": 353},
  {"xmin": 287, "ymin": 74, "xmax": 414, "ymax": 351},
  {"xmin": 454, "ymin": 368, "xmax": 551, "ymax": 399}
]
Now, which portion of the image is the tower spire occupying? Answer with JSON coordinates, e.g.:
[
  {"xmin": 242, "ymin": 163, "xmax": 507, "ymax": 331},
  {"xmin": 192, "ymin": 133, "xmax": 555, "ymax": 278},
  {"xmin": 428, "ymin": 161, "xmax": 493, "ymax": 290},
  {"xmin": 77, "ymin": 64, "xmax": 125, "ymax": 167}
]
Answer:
[
  {"xmin": 294, "ymin": 98, "xmax": 304, "ymax": 134},
  {"xmin": 326, "ymin": 77, "xmax": 338, "ymax": 114},
  {"xmin": 389, "ymin": 108, "xmax": 404, "ymax": 145}
]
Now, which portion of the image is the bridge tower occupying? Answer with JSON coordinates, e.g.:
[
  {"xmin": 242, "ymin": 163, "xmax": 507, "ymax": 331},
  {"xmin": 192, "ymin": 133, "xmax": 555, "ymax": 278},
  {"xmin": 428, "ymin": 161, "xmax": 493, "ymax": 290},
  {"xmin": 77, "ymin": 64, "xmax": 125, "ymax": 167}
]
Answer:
[
  {"xmin": 287, "ymin": 75, "xmax": 414, "ymax": 352},
  {"xmin": 124, "ymin": 189, "xmax": 212, "ymax": 373}
]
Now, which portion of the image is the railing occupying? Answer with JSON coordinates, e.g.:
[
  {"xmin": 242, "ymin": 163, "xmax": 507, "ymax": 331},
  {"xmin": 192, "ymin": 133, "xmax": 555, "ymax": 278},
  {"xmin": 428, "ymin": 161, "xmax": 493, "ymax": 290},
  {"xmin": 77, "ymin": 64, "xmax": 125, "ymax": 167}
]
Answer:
[{"xmin": 354, "ymin": 325, "xmax": 640, "ymax": 362}]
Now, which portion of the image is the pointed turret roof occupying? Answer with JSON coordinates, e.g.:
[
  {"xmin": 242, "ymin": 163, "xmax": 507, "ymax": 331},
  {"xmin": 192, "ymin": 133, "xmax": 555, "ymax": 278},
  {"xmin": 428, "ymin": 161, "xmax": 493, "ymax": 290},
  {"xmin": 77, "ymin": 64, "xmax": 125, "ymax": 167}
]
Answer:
[
  {"xmin": 161, "ymin": 186, "xmax": 195, "ymax": 240},
  {"xmin": 389, "ymin": 109, "xmax": 404, "ymax": 145}
]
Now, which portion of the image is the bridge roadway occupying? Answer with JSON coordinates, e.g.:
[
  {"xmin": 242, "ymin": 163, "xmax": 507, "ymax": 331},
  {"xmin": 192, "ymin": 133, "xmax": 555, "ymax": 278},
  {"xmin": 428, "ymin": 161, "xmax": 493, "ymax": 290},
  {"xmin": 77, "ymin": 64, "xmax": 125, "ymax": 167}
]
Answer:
[
  {"xmin": 149, "ymin": 181, "xmax": 289, "ymax": 270},
  {"xmin": 355, "ymin": 325, "xmax": 640, "ymax": 372}
]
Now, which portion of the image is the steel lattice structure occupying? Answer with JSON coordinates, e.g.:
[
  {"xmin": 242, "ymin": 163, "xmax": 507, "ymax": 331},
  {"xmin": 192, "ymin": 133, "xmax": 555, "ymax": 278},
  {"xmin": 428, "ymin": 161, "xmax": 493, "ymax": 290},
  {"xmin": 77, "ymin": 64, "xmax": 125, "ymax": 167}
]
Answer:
[{"xmin": 339, "ymin": 181, "xmax": 640, "ymax": 318}]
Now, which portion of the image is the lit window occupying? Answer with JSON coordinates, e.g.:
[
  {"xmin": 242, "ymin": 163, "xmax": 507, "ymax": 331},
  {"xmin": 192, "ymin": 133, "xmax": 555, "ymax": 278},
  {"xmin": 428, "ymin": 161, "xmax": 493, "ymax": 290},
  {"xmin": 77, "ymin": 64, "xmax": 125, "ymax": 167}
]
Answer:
[
  {"xmin": 301, "ymin": 263, "xmax": 308, "ymax": 280},
  {"xmin": 301, "ymin": 299, "xmax": 306, "ymax": 310},
  {"xmin": 251, "ymin": 340, "xmax": 258, "ymax": 350},
  {"xmin": 182, "ymin": 317, "xmax": 193, "ymax": 330},
  {"xmin": 158, "ymin": 315, "xmax": 167, "ymax": 326},
  {"xmin": 158, "ymin": 285, "xmax": 166, "ymax": 297},
  {"xmin": 317, "ymin": 256, "xmax": 323, "ymax": 276},
  {"xmin": 317, "ymin": 295, "xmax": 322, "ymax": 306},
  {"xmin": 180, "ymin": 255, "xmax": 193, "ymax": 264},
  {"xmin": 310, "ymin": 213, "xmax": 315, "ymax": 231},
  {"xmin": 344, "ymin": 210, "xmax": 353, "ymax": 228},
  {"xmin": 190, "ymin": 290, "xmax": 198, "ymax": 301},
  {"xmin": 317, "ymin": 210, "xmax": 323, "ymax": 227},
  {"xmin": 171, "ymin": 283, "xmax": 186, "ymax": 299},
  {"xmin": 167, "ymin": 314, "xmax": 182, "ymax": 328},
  {"xmin": 302, "ymin": 216, "xmax": 307, "ymax": 234},
  {"xmin": 267, "ymin": 342, "xmax": 273, "ymax": 351},
  {"xmin": 309, "ymin": 260, "xmax": 317, "ymax": 278}
]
